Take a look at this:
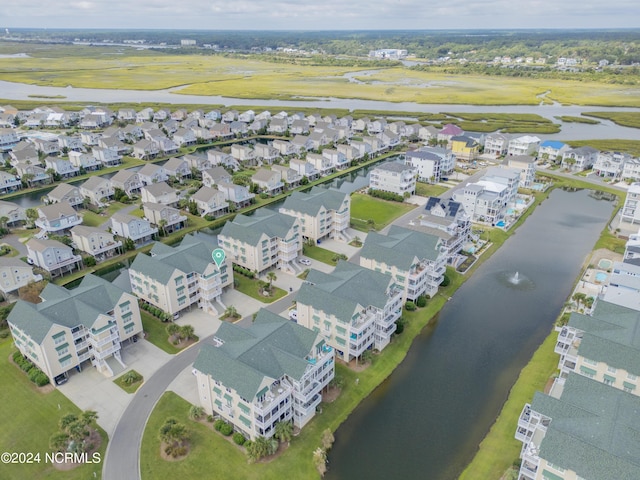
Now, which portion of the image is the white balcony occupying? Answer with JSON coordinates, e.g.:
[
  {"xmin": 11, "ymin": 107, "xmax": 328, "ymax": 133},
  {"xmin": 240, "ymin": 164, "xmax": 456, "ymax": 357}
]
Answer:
[
  {"xmin": 92, "ymin": 342, "xmax": 120, "ymax": 360},
  {"xmin": 253, "ymin": 381, "xmax": 292, "ymax": 415},
  {"xmin": 88, "ymin": 330, "xmax": 119, "ymax": 348}
]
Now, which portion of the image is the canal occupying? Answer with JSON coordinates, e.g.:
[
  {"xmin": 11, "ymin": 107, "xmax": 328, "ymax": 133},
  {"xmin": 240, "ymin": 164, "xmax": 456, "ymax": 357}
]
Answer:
[{"xmin": 326, "ymin": 188, "xmax": 614, "ymax": 480}]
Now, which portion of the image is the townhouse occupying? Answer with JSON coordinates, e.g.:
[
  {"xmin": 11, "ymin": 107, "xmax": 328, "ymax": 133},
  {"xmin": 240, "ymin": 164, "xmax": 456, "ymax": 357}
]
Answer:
[
  {"xmin": 0, "ymin": 257, "xmax": 43, "ymax": 299},
  {"xmin": 360, "ymin": 226, "xmax": 447, "ymax": 302},
  {"xmin": 218, "ymin": 209, "xmax": 301, "ymax": 274},
  {"xmin": 279, "ymin": 187, "xmax": 350, "ymax": 243},
  {"xmin": 296, "ymin": 261, "xmax": 403, "ymax": 362},
  {"xmin": 35, "ymin": 202, "xmax": 83, "ymax": 234},
  {"xmin": 369, "ymin": 162, "xmax": 416, "ymax": 196},
  {"xmin": 26, "ymin": 238, "xmax": 83, "ymax": 277},
  {"xmin": 129, "ymin": 234, "xmax": 232, "ymax": 316},
  {"xmin": 70, "ymin": 225, "xmax": 122, "ymax": 262},
  {"xmin": 8, "ymin": 274, "xmax": 143, "ymax": 384},
  {"xmin": 193, "ymin": 308, "xmax": 335, "ymax": 440},
  {"xmin": 110, "ymin": 213, "xmax": 158, "ymax": 246}
]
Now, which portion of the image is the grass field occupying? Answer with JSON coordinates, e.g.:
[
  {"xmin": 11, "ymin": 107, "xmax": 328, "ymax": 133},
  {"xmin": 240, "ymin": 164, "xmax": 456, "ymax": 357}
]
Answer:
[
  {"xmin": 113, "ymin": 370, "xmax": 144, "ymax": 394},
  {"xmin": 234, "ymin": 274, "xmax": 287, "ymax": 303},
  {"xmin": 415, "ymin": 182, "xmax": 448, "ymax": 198},
  {"xmin": 141, "ymin": 311, "xmax": 183, "ymax": 355},
  {"xmin": 0, "ymin": 338, "xmax": 107, "ymax": 480},
  {"xmin": 582, "ymin": 111, "xmax": 640, "ymax": 128},
  {"xmin": 445, "ymin": 112, "xmax": 561, "ymax": 134},
  {"xmin": 302, "ymin": 244, "xmax": 341, "ymax": 265},
  {"xmin": 350, "ymin": 193, "xmax": 416, "ymax": 231},
  {"xmin": 1, "ymin": 43, "xmax": 639, "ymax": 106}
]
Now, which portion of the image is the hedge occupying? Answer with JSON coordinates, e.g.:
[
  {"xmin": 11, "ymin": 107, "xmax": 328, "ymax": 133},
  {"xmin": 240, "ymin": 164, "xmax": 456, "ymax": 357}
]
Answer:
[
  {"xmin": 12, "ymin": 351, "xmax": 50, "ymax": 386},
  {"xmin": 233, "ymin": 264, "xmax": 256, "ymax": 279}
]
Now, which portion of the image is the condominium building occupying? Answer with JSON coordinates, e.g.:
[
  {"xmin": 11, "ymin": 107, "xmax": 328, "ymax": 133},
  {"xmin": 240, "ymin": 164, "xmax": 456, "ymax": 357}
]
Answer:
[
  {"xmin": 621, "ymin": 183, "xmax": 640, "ymax": 225},
  {"xmin": 193, "ymin": 308, "xmax": 335, "ymax": 440},
  {"xmin": 405, "ymin": 147, "xmax": 455, "ymax": 183},
  {"xmin": 555, "ymin": 300, "xmax": 640, "ymax": 395},
  {"xmin": 279, "ymin": 187, "xmax": 350, "ymax": 243},
  {"xmin": 129, "ymin": 233, "xmax": 232, "ymax": 316},
  {"xmin": 515, "ymin": 373, "xmax": 640, "ymax": 480},
  {"xmin": 369, "ymin": 162, "xmax": 417, "ymax": 196},
  {"xmin": 219, "ymin": 209, "xmax": 301, "ymax": 274},
  {"xmin": 360, "ymin": 226, "xmax": 447, "ymax": 302},
  {"xmin": 7, "ymin": 274, "xmax": 143, "ymax": 383},
  {"xmin": 296, "ymin": 261, "xmax": 403, "ymax": 362}
]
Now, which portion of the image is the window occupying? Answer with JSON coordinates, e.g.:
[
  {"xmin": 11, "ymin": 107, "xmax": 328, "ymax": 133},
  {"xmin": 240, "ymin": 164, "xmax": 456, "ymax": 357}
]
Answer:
[
  {"xmin": 628, "ymin": 373, "xmax": 638, "ymax": 381},
  {"xmin": 174, "ymin": 276, "xmax": 184, "ymax": 286},
  {"xmin": 53, "ymin": 332, "xmax": 66, "ymax": 345},
  {"xmin": 124, "ymin": 323, "xmax": 135, "ymax": 334},
  {"xmin": 583, "ymin": 357, "xmax": 597, "ymax": 366},
  {"xmin": 607, "ymin": 366, "xmax": 617, "ymax": 374}
]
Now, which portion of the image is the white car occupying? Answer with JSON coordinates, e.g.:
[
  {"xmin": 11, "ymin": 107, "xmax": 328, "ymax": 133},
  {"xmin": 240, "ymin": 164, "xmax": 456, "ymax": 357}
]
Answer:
[
  {"xmin": 299, "ymin": 258, "xmax": 312, "ymax": 266},
  {"xmin": 289, "ymin": 310, "xmax": 298, "ymax": 321}
]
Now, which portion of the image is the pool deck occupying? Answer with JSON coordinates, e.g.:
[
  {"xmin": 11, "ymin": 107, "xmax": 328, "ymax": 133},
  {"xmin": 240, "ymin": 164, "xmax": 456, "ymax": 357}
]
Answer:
[{"xmin": 568, "ymin": 249, "xmax": 623, "ymax": 312}]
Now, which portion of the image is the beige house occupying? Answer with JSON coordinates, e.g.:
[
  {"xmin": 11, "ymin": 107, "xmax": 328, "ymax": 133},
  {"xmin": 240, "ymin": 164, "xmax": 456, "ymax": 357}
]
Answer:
[
  {"xmin": 218, "ymin": 209, "xmax": 301, "ymax": 274},
  {"xmin": 0, "ymin": 257, "xmax": 43, "ymax": 299},
  {"xmin": 35, "ymin": 202, "xmax": 83, "ymax": 233},
  {"xmin": 0, "ymin": 200, "xmax": 26, "ymax": 226},
  {"xmin": 110, "ymin": 170, "xmax": 143, "ymax": 196},
  {"xmin": 360, "ymin": 226, "xmax": 447, "ymax": 302},
  {"xmin": 46, "ymin": 183, "xmax": 84, "ymax": 208},
  {"xmin": 80, "ymin": 176, "xmax": 114, "ymax": 207},
  {"xmin": 190, "ymin": 186, "xmax": 228, "ymax": 217},
  {"xmin": 140, "ymin": 181, "xmax": 179, "ymax": 206},
  {"xmin": 129, "ymin": 234, "xmax": 232, "ymax": 316},
  {"xmin": 251, "ymin": 168, "xmax": 284, "ymax": 195},
  {"xmin": 8, "ymin": 274, "xmax": 143, "ymax": 384},
  {"xmin": 26, "ymin": 238, "xmax": 83, "ymax": 277},
  {"xmin": 296, "ymin": 261, "xmax": 403, "ymax": 362},
  {"xmin": 70, "ymin": 225, "xmax": 122, "ymax": 261},
  {"xmin": 194, "ymin": 309, "xmax": 335, "ymax": 440},
  {"xmin": 279, "ymin": 187, "xmax": 350, "ymax": 243},
  {"xmin": 142, "ymin": 202, "xmax": 187, "ymax": 234}
]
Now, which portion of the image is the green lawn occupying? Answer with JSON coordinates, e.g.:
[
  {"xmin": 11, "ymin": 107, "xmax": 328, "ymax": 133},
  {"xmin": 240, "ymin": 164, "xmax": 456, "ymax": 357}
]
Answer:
[
  {"xmin": 350, "ymin": 193, "xmax": 416, "ymax": 231},
  {"xmin": 81, "ymin": 210, "xmax": 109, "ymax": 227},
  {"xmin": 459, "ymin": 332, "xmax": 559, "ymax": 480},
  {"xmin": 141, "ymin": 311, "xmax": 182, "ymax": 355},
  {"xmin": 234, "ymin": 274, "xmax": 287, "ymax": 304},
  {"xmin": 113, "ymin": 370, "xmax": 144, "ymax": 394},
  {"xmin": 582, "ymin": 111, "xmax": 640, "ymax": 129},
  {"xmin": 415, "ymin": 182, "xmax": 448, "ymax": 198},
  {"xmin": 0, "ymin": 338, "xmax": 107, "ymax": 479},
  {"xmin": 302, "ymin": 244, "xmax": 340, "ymax": 265}
]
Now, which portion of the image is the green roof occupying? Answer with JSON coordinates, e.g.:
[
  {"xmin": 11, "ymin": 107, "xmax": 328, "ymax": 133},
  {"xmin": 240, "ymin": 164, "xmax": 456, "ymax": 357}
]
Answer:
[
  {"xmin": 130, "ymin": 234, "xmax": 220, "ymax": 283},
  {"xmin": 361, "ymin": 225, "xmax": 443, "ymax": 270},
  {"xmin": 533, "ymin": 373, "xmax": 640, "ymax": 480},
  {"xmin": 7, "ymin": 274, "xmax": 127, "ymax": 344},
  {"xmin": 280, "ymin": 187, "xmax": 348, "ymax": 217},
  {"xmin": 193, "ymin": 309, "xmax": 318, "ymax": 401},
  {"xmin": 220, "ymin": 209, "xmax": 297, "ymax": 246},
  {"xmin": 296, "ymin": 261, "xmax": 393, "ymax": 320},
  {"xmin": 569, "ymin": 300, "xmax": 640, "ymax": 376}
]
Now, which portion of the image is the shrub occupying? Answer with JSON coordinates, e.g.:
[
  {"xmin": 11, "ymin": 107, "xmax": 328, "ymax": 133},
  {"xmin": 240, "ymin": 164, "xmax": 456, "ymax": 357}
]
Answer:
[
  {"xmin": 33, "ymin": 372, "xmax": 50, "ymax": 386},
  {"xmin": 368, "ymin": 188, "xmax": 404, "ymax": 202},
  {"xmin": 214, "ymin": 419, "xmax": 225, "ymax": 432},
  {"xmin": 83, "ymin": 256, "xmax": 97, "ymax": 267},
  {"xmin": 395, "ymin": 317, "xmax": 406, "ymax": 335},
  {"xmin": 233, "ymin": 432, "xmax": 246, "ymax": 445},
  {"xmin": 207, "ymin": 415, "xmax": 214, "ymax": 423},
  {"xmin": 404, "ymin": 301, "xmax": 416, "ymax": 311},
  {"xmin": 219, "ymin": 422, "xmax": 233, "ymax": 436},
  {"xmin": 416, "ymin": 295, "xmax": 427, "ymax": 308},
  {"xmin": 441, "ymin": 274, "xmax": 451, "ymax": 287}
]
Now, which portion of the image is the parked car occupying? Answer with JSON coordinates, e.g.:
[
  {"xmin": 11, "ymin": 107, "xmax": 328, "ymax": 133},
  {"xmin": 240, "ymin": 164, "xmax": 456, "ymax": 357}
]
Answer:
[
  {"xmin": 299, "ymin": 258, "xmax": 312, "ymax": 266},
  {"xmin": 289, "ymin": 309, "xmax": 298, "ymax": 321},
  {"xmin": 54, "ymin": 374, "xmax": 68, "ymax": 386}
]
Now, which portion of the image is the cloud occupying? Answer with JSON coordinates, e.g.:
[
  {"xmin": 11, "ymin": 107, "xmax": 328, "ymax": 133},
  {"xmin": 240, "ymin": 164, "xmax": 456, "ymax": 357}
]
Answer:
[{"xmin": 1, "ymin": 0, "xmax": 639, "ymax": 29}]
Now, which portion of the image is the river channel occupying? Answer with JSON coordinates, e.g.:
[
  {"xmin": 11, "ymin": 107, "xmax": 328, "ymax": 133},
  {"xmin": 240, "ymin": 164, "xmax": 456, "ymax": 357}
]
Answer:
[{"xmin": 326, "ymin": 188, "xmax": 614, "ymax": 480}]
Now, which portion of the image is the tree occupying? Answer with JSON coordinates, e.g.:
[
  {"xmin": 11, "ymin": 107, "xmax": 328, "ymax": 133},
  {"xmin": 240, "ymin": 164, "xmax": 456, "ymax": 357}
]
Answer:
[
  {"xmin": 123, "ymin": 238, "xmax": 136, "ymax": 251},
  {"xmin": 180, "ymin": 324, "xmax": 195, "ymax": 341},
  {"xmin": 159, "ymin": 417, "xmax": 190, "ymax": 449},
  {"xmin": 313, "ymin": 447, "xmax": 328, "ymax": 477},
  {"xmin": 158, "ymin": 219, "xmax": 167, "ymax": 236},
  {"xmin": 49, "ymin": 432, "xmax": 70, "ymax": 452},
  {"xmin": 25, "ymin": 208, "xmax": 38, "ymax": 227},
  {"xmin": 321, "ymin": 428, "xmax": 335, "ymax": 450},
  {"xmin": 274, "ymin": 420, "xmax": 293, "ymax": 443},
  {"xmin": 223, "ymin": 305, "xmax": 239, "ymax": 320},
  {"xmin": 188, "ymin": 405, "xmax": 204, "ymax": 420},
  {"xmin": 0, "ymin": 216, "xmax": 9, "ymax": 230},
  {"xmin": 188, "ymin": 200, "xmax": 198, "ymax": 216},
  {"xmin": 166, "ymin": 323, "xmax": 180, "ymax": 340},
  {"xmin": 266, "ymin": 271, "xmax": 277, "ymax": 292},
  {"xmin": 21, "ymin": 173, "xmax": 35, "ymax": 188}
]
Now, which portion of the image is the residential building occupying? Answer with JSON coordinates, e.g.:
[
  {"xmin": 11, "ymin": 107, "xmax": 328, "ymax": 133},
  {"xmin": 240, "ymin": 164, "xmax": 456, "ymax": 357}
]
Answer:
[
  {"xmin": 0, "ymin": 128, "xmax": 19, "ymax": 149},
  {"xmin": 0, "ymin": 258, "xmax": 43, "ymax": 299},
  {"xmin": 35, "ymin": 202, "xmax": 83, "ymax": 233},
  {"xmin": 322, "ymin": 149, "xmax": 349, "ymax": 170},
  {"xmin": 561, "ymin": 146, "xmax": 599, "ymax": 172},
  {"xmin": 46, "ymin": 184, "xmax": 83, "ymax": 208},
  {"xmin": 0, "ymin": 171, "xmax": 22, "ymax": 194},
  {"xmin": 132, "ymin": 139, "xmax": 160, "ymax": 160},
  {"xmin": 142, "ymin": 202, "xmax": 187, "ymax": 234},
  {"xmin": 80, "ymin": 176, "xmax": 114, "ymax": 207},
  {"xmin": 26, "ymin": 238, "xmax": 83, "ymax": 277},
  {"xmin": 68, "ymin": 150, "xmax": 102, "ymax": 171},
  {"xmin": 172, "ymin": 128, "xmax": 196, "ymax": 146},
  {"xmin": 110, "ymin": 213, "xmax": 158, "ymax": 246},
  {"xmin": 110, "ymin": 170, "xmax": 143, "ymax": 196},
  {"xmin": 216, "ymin": 182, "xmax": 255, "ymax": 209},
  {"xmin": 273, "ymin": 139, "xmax": 296, "ymax": 156},
  {"xmin": 289, "ymin": 158, "xmax": 319, "ymax": 181},
  {"xmin": 360, "ymin": 226, "xmax": 447, "ymax": 302},
  {"xmin": 183, "ymin": 153, "xmax": 210, "ymax": 172},
  {"xmin": 271, "ymin": 165, "xmax": 302, "ymax": 188},
  {"xmin": 621, "ymin": 183, "xmax": 640, "ymax": 225},
  {"xmin": 515, "ymin": 373, "xmax": 640, "ymax": 480},
  {"xmin": 231, "ymin": 145, "xmax": 255, "ymax": 165},
  {"xmin": 190, "ymin": 187, "xmax": 229, "ymax": 217},
  {"xmin": 202, "ymin": 166, "xmax": 232, "ymax": 188},
  {"xmin": 603, "ymin": 261, "xmax": 640, "ymax": 311},
  {"xmin": 296, "ymin": 261, "xmax": 403, "ymax": 362},
  {"xmin": 15, "ymin": 163, "xmax": 51, "ymax": 187},
  {"xmin": 70, "ymin": 225, "xmax": 122, "ymax": 262},
  {"xmin": 538, "ymin": 140, "xmax": 569, "ymax": 160},
  {"xmin": 507, "ymin": 135, "xmax": 541, "ymax": 157},
  {"xmin": 593, "ymin": 151, "xmax": 631, "ymax": 180},
  {"xmin": 450, "ymin": 135, "xmax": 480, "ymax": 161},
  {"xmin": 503, "ymin": 155, "xmax": 536, "ymax": 188},
  {"xmin": 137, "ymin": 164, "xmax": 168, "ymax": 186},
  {"xmin": 129, "ymin": 233, "xmax": 232, "ymax": 315},
  {"xmin": 622, "ymin": 158, "xmax": 640, "ymax": 182},
  {"xmin": 369, "ymin": 162, "xmax": 416, "ymax": 196},
  {"xmin": 140, "ymin": 182, "xmax": 179, "ymax": 206},
  {"xmin": 279, "ymin": 187, "xmax": 350, "ymax": 243},
  {"xmin": 163, "ymin": 157, "xmax": 191, "ymax": 180},
  {"xmin": 0, "ymin": 200, "xmax": 26, "ymax": 226},
  {"xmin": 405, "ymin": 147, "xmax": 455, "ymax": 183},
  {"xmin": 254, "ymin": 144, "xmax": 280, "ymax": 165},
  {"xmin": 218, "ymin": 209, "xmax": 301, "ymax": 274},
  {"xmin": 193, "ymin": 308, "xmax": 335, "ymax": 439},
  {"xmin": 437, "ymin": 124, "xmax": 464, "ymax": 143},
  {"xmin": 208, "ymin": 149, "xmax": 239, "ymax": 170},
  {"xmin": 291, "ymin": 135, "xmax": 313, "ymax": 153},
  {"xmin": 306, "ymin": 153, "xmax": 334, "ymax": 176},
  {"xmin": 251, "ymin": 168, "xmax": 284, "ymax": 196},
  {"xmin": 7, "ymin": 274, "xmax": 142, "ymax": 383},
  {"xmin": 91, "ymin": 146, "xmax": 122, "ymax": 167},
  {"xmin": 624, "ymin": 229, "xmax": 640, "ymax": 264}
]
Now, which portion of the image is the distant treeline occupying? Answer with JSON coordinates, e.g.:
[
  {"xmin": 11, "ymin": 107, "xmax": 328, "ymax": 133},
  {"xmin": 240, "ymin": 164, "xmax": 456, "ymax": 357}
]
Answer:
[{"xmin": 4, "ymin": 28, "xmax": 640, "ymax": 64}]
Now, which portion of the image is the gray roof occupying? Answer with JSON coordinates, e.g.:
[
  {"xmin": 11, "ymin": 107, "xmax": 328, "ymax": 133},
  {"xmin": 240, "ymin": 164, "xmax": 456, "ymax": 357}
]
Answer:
[
  {"xmin": 191, "ymin": 186, "xmax": 222, "ymax": 202},
  {"xmin": 220, "ymin": 209, "xmax": 296, "ymax": 246},
  {"xmin": 70, "ymin": 225, "xmax": 108, "ymax": 237},
  {"xmin": 38, "ymin": 201, "xmax": 76, "ymax": 219},
  {"xmin": 137, "ymin": 163, "xmax": 164, "ymax": 177},
  {"xmin": 251, "ymin": 168, "xmax": 278, "ymax": 183},
  {"xmin": 533, "ymin": 373, "xmax": 640, "ymax": 480},
  {"xmin": 569, "ymin": 300, "xmax": 640, "ymax": 376},
  {"xmin": 296, "ymin": 261, "xmax": 393, "ymax": 320},
  {"xmin": 130, "ymin": 233, "xmax": 219, "ymax": 283},
  {"xmin": 7, "ymin": 274, "xmax": 127, "ymax": 343},
  {"xmin": 280, "ymin": 187, "xmax": 347, "ymax": 216},
  {"xmin": 163, "ymin": 157, "xmax": 188, "ymax": 171},
  {"xmin": 361, "ymin": 225, "xmax": 442, "ymax": 270},
  {"xmin": 26, "ymin": 237, "xmax": 72, "ymax": 253},
  {"xmin": 193, "ymin": 309, "xmax": 320, "ymax": 401},
  {"xmin": 81, "ymin": 176, "xmax": 110, "ymax": 191},
  {"xmin": 111, "ymin": 169, "xmax": 139, "ymax": 183},
  {"xmin": 373, "ymin": 161, "xmax": 415, "ymax": 174},
  {"xmin": 142, "ymin": 181, "xmax": 175, "ymax": 197},
  {"xmin": 48, "ymin": 183, "xmax": 79, "ymax": 199}
]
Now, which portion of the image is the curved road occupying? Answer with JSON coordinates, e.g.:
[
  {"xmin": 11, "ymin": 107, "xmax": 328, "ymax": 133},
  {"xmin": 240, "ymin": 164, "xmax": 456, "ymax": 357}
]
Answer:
[
  {"xmin": 102, "ymin": 295, "xmax": 294, "ymax": 480},
  {"xmin": 103, "ymin": 168, "xmax": 625, "ymax": 480}
]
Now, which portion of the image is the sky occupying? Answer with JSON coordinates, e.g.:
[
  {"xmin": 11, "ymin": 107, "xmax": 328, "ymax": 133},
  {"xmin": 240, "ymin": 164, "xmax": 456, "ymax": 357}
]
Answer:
[{"xmin": 1, "ymin": 0, "xmax": 640, "ymax": 30}]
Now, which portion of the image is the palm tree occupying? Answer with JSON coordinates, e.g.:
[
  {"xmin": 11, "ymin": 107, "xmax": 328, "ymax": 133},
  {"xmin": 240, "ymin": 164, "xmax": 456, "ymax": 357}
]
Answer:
[
  {"xmin": 59, "ymin": 413, "xmax": 78, "ymax": 431},
  {"xmin": 80, "ymin": 410, "xmax": 98, "ymax": 427},
  {"xmin": 180, "ymin": 324, "xmax": 195, "ymax": 341},
  {"xmin": 223, "ymin": 305, "xmax": 239, "ymax": 320},
  {"xmin": 158, "ymin": 219, "xmax": 167, "ymax": 236},
  {"xmin": 274, "ymin": 420, "xmax": 293, "ymax": 443},
  {"xmin": 49, "ymin": 432, "xmax": 69, "ymax": 452},
  {"xmin": 266, "ymin": 271, "xmax": 277, "ymax": 292},
  {"xmin": 0, "ymin": 216, "xmax": 9, "ymax": 230},
  {"xmin": 25, "ymin": 208, "xmax": 38, "ymax": 228}
]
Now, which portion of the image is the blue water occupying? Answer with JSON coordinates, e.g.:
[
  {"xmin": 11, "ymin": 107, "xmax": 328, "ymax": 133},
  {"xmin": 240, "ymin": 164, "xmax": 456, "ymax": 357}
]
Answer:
[
  {"xmin": 496, "ymin": 220, "xmax": 506, "ymax": 227},
  {"xmin": 595, "ymin": 272, "xmax": 608, "ymax": 282}
]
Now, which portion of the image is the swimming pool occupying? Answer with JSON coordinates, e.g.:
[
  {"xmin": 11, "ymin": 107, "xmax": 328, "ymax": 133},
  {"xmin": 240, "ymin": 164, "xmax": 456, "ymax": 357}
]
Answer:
[
  {"xmin": 496, "ymin": 220, "xmax": 506, "ymax": 227},
  {"xmin": 507, "ymin": 208, "xmax": 515, "ymax": 215},
  {"xmin": 516, "ymin": 199, "xmax": 525, "ymax": 205},
  {"xmin": 532, "ymin": 183, "xmax": 545, "ymax": 191},
  {"xmin": 598, "ymin": 259, "xmax": 612, "ymax": 270},
  {"xmin": 595, "ymin": 272, "xmax": 608, "ymax": 283}
]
